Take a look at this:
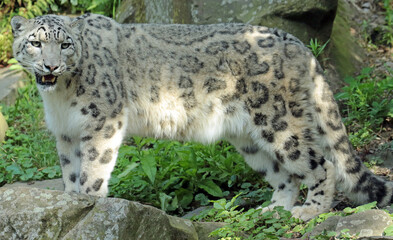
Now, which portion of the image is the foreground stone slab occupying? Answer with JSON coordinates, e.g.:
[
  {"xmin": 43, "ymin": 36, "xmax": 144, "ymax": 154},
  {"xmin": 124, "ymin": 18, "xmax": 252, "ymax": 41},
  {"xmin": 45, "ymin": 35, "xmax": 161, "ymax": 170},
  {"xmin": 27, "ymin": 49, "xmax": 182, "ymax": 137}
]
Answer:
[
  {"xmin": 0, "ymin": 187, "xmax": 218, "ymax": 240},
  {"xmin": 2, "ymin": 178, "xmax": 64, "ymax": 191},
  {"xmin": 310, "ymin": 209, "xmax": 393, "ymax": 238}
]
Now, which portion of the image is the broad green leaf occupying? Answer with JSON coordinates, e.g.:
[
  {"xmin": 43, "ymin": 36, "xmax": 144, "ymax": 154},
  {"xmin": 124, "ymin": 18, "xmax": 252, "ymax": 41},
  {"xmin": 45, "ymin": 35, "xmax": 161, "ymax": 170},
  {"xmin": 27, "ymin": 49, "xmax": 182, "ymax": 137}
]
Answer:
[
  {"xmin": 140, "ymin": 155, "xmax": 156, "ymax": 184},
  {"xmin": 117, "ymin": 162, "xmax": 139, "ymax": 178},
  {"xmin": 263, "ymin": 226, "xmax": 276, "ymax": 234},
  {"xmin": 50, "ymin": 3, "xmax": 59, "ymax": 12},
  {"xmin": 343, "ymin": 201, "xmax": 377, "ymax": 214},
  {"xmin": 159, "ymin": 192, "xmax": 171, "ymax": 211},
  {"xmin": 175, "ymin": 188, "xmax": 193, "ymax": 208},
  {"xmin": 170, "ymin": 195, "xmax": 179, "ymax": 211},
  {"xmin": 7, "ymin": 58, "xmax": 19, "ymax": 64},
  {"xmin": 384, "ymin": 224, "xmax": 393, "ymax": 236},
  {"xmin": 118, "ymin": 145, "xmax": 138, "ymax": 159},
  {"xmin": 42, "ymin": 166, "xmax": 60, "ymax": 178},
  {"xmin": 241, "ymin": 182, "xmax": 252, "ymax": 189},
  {"xmin": 199, "ymin": 179, "xmax": 223, "ymax": 197},
  {"xmin": 23, "ymin": 167, "xmax": 37, "ymax": 180},
  {"xmin": 6, "ymin": 164, "xmax": 23, "ymax": 175},
  {"xmin": 195, "ymin": 193, "xmax": 209, "ymax": 205},
  {"xmin": 212, "ymin": 199, "xmax": 227, "ymax": 211},
  {"xmin": 354, "ymin": 201, "xmax": 377, "ymax": 213},
  {"xmin": 361, "ymin": 67, "xmax": 373, "ymax": 75}
]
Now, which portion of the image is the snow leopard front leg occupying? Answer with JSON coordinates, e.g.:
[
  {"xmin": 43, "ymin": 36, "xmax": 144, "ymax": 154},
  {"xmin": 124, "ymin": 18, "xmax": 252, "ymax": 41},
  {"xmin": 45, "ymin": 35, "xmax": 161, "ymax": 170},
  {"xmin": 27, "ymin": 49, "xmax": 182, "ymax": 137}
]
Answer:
[
  {"xmin": 77, "ymin": 115, "xmax": 127, "ymax": 196},
  {"xmin": 56, "ymin": 134, "xmax": 82, "ymax": 193}
]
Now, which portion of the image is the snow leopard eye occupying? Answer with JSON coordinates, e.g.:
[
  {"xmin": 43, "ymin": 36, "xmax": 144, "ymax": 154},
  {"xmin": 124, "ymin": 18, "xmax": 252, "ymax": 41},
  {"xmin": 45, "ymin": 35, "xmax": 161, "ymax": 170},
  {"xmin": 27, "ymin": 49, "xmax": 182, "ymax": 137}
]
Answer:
[
  {"xmin": 30, "ymin": 41, "xmax": 41, "ymax": 48},
  {"xmin": 61, "ymin": 43, "xmax": 71, "ymax": 49}
]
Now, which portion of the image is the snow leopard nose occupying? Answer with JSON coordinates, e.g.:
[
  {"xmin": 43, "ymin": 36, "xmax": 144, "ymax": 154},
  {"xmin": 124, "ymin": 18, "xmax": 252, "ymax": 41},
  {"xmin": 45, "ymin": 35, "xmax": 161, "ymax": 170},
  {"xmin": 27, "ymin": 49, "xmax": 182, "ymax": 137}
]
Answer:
[{"xmin": 44, "ymin": 64, "xmax": 59, "ymax": 72}]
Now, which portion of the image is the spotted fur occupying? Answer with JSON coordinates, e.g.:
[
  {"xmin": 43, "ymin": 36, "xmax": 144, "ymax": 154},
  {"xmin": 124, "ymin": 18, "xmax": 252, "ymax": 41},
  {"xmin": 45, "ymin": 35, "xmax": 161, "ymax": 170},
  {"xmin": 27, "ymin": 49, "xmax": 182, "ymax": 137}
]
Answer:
[{"xmin": 11, "ymin": 13, "xmax": 393, "ymax": 221}]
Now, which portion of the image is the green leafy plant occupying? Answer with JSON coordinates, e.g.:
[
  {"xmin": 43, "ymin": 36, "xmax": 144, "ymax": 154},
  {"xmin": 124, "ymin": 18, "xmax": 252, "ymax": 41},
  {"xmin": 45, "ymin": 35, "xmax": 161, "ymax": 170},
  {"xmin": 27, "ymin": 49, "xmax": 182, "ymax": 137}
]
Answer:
[
  {"xmin": 0, "ymin": 78, "xmax": 60, "ymax": 185},
  {"xmin": 342, "ymin": 201, "xmax": 377, "ymax": 215},
  {"xmin": 360, "ymin": 20, "xmax": 374, "ymax": 49},
  {"xmin": 56, "ymin": 0, "xmax": 119, "ymax": 17},
  {"xmin": 307, "ymin": 38, "xmax": 330, "ymax": 59},
  {"xmin": 361, "ymin": 0, "xmax": 393, "ymax": 47},
  {"xmin": 335, "ymin": 67, "xmax": 393, "ymax": 148},
  {"xmin": 382, "ymin": 0, "xmax": 393, "ymax": 46},
  {"xmin": 192, "ymin": 195, "xmax": 302, "ymax": 239},
  {"xmin": 191, "ymin": 195, "xmax": 384, "ymax": 239},
  {"xmin": 109, "ymin": 138, "xmax": 269, "ymax": 215}
]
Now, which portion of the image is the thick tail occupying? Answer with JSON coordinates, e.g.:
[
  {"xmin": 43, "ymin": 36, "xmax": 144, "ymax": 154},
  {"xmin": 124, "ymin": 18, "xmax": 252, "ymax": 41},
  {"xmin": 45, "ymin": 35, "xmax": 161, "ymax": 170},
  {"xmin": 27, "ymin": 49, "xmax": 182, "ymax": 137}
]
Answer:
[{"xmin": 311, "ymin": 66, "xmax": 393, "ymax": 206}]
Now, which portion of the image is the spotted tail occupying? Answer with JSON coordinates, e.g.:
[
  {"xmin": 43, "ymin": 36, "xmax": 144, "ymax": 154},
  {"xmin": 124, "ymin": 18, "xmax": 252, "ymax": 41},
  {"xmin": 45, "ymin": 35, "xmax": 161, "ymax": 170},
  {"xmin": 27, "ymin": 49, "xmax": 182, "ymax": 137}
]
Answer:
[{"xmin": 312, "ymin": 67, "xmax": 393, "ymax": 206}]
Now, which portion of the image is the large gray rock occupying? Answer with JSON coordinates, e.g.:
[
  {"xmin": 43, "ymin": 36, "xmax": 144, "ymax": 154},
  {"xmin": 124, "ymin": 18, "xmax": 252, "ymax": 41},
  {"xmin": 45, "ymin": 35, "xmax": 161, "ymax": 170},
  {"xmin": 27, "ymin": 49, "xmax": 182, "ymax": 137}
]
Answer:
[
  {"xmin": 327, "ymin": 0, "xmax": 367, "ymax": 92},
  {"xmin": 0, "ymin": 64, "xmax": 27, "ymax": 143},
  {"xmin": 0, "ymin": 111, "xmax": 7, "ymax": 143},
  {"xmin": 0, "ymin": 187, "xmax": 222, "ymax": 240},
  {"xmin": 116, "ymin": 0, "xmax": 337, "ymax": 43},
  {"xmin": 310, "ymin": 210, "xmax": 393, "ymax": 238},
  {"xmin": 0, "ymin": 67, "xmax": 26, "ymax": 106}
]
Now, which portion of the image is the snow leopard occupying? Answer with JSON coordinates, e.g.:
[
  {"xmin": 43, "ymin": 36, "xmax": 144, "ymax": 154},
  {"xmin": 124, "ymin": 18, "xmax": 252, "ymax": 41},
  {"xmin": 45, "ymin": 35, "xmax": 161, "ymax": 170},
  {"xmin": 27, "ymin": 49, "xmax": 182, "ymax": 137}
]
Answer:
[{"xmin": 11, "ymin": 13, "xmax": 393, "ymax": 221}]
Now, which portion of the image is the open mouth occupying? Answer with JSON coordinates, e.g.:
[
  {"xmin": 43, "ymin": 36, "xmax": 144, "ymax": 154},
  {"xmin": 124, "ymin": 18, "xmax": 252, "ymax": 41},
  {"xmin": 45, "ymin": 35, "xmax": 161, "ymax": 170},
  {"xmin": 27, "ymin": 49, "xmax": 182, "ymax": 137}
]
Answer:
[{"xmin": 35, "ymin": 72, "xmax": 58, "ymax": 86}]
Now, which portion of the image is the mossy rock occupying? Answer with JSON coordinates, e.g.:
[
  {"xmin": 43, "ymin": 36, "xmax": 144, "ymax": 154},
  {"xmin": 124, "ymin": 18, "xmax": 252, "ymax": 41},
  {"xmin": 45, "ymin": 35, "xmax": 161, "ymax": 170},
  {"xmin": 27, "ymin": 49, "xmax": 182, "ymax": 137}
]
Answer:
[{"xmin": 116, "ymin": 0, "xmax": 337, "ymax": 44}]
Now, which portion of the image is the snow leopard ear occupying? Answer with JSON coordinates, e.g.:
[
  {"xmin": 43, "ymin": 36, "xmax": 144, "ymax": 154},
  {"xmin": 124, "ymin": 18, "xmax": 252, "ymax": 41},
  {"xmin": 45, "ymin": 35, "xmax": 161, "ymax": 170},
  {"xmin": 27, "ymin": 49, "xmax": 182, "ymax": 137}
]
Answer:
[
  {"xmin": 11, "ymin": 16, "xmax": 29, "ymax": 38},
  {"xmin": 69, "ymin": 18, "xmax": 85, "ymax": 35}
]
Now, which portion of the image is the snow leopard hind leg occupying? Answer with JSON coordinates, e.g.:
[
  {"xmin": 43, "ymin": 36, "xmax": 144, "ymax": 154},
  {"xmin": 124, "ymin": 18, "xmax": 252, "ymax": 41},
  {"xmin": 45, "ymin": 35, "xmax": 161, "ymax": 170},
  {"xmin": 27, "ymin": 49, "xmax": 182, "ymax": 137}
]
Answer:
[
  {"xmin": 231, "ymin": 130, "xmax": 335, "ymax": 221},
  {"xmin": 229, "ymin": 137, "xmax": 301, "ymax": 213}
]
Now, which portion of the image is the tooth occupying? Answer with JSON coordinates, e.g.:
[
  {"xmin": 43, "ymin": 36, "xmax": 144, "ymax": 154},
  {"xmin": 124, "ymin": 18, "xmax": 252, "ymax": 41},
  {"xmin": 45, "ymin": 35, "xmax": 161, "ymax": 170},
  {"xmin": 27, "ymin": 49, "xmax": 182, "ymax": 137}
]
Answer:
[
  {"xmin": 42, "ymin": 76, "xmax": 45, "ymax": 83},
  {"xmin": 51, "ymin": 77, "xmax": 56, "ymax": 83}
]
